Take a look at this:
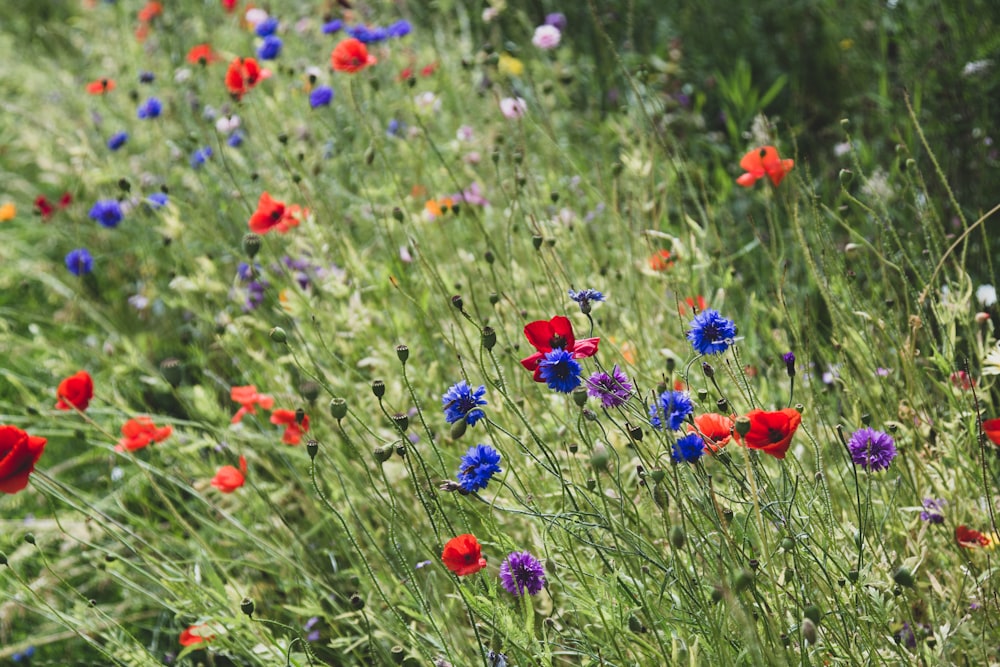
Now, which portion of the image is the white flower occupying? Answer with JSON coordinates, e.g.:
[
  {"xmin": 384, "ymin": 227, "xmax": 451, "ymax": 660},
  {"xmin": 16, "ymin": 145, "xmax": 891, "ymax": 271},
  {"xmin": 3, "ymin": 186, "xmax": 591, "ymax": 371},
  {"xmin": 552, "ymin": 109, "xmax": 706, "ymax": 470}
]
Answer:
[
  {"xmin": 962, "ymin": 60, "xmax": 991, "ymax": 77},
  {"xmin": 983, "ymin": 344, "xmax": 1000, "ymax": 375},
  {"xmin": 499, "ymin": 97, "xmax": 527, "ymax": 120},
  {"xmin": 216, "ymin": 115, "xmax": 241, "ymax": 134},
  {"xmin": 976, "ymin": 284, "xmax": 997, "ymax": 307},
  {"xmin": 532, "ymin": 25, "xmax": 561, "ymax": 50},
  {"xmin": 482, "ymin": 7, "xmax": 499, "ymax": 22},
  {"xmin": 245, "ymin": 8, "xmax": 268, "ymax": 29},
  {"xmin": 456, "ymin": 125, "xmax": 475, "ymax": 142},
  {"xmin": 414, "ymin": 91, "xmax": 440, "ymax": 113}
]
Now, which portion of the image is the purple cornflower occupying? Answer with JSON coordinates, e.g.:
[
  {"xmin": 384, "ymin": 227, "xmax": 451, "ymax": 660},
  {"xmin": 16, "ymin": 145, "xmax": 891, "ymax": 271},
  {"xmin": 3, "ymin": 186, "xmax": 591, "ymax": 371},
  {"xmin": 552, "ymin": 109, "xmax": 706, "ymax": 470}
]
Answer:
[
  {"xmin": 322, "ymin": 19, "xmax": 343, "ymax": 34},
  {"xmin": 920, "ymin": 498, "xmax": 945, "ymax": 524},
  {"xmin": 303, "ymin": 616, "xmax": 320, "ymax": 642},
  {"xmin": 671, "ymin": 433, "xmax": 704, "ymax": 464},
  {"xmin": 782, "ymin": 352, "xmax": 796, "ymax": 377},
  {"xmin": 649, "ymin": 390, "xmax": 694, "ymax": 431},
  {"xmin": 227, "ymin": 131, "xmax": 244, "ymax": 148},
  {"xmin": 65, "ymin": 248, "xmax": 94, "ymax": 276},
  {"xmin": 88, "ymin": 199, "xmax": 123, "ymax": 227},
  {"xmin": 585, "ymin": 365, "xmax": 632, "ymax": 408},
  {"xmin": 538, "ymin": 349, "xmax": 582, "ymax": 393},
  {"xmin": 568, "ymin": 288, "xmax": 604, "ymax": 314},
  {"xmin": 107, "ymin": 131, "xmax": 128, "ymax": 150},
  {"xmin": 686, "ymin": 309, "xmax": 737, "ymax": 355},
  {"xmin": 847, "ymin": 427, "xmax": 897, "ymax": 471},
  {"xmin": 190, "ymin": 146, "xmax": 212, "ymax": 168},
  {"xmin": 309, "ymin": 86, "xmax": 334, "ymax": 109},
  {"xmin": 257, "ymin": 35, "xmax": 282, "ymax": 60},
  {"xmin": 545, "ymin": 13, "xmax": 567, "ymax": 31},
  {"xmin": 499, "ymin": 551, "xmax": 545, "ymax": 596},
  {"xmin": 456, "ymin": 443, "xmax": 502, "ymax": 493},
  {"xmin": 442, "ymin": 381, "xmax": 487, "ymax": 426},
  {"xmin": 136, "ymin": 97, "xmax": 162, "ymax": 119}
]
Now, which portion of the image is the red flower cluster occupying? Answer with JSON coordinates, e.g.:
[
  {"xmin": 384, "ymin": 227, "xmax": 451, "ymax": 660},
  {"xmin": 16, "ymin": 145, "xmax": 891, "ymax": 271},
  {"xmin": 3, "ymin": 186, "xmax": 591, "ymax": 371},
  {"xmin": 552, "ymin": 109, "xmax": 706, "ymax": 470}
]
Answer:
[
  {"xmin": 116, "ymin": 417, "xmax": 173, "ymax": 452},
  {"xmin": 225, "ymin": 57, "xmax": 271, "ymax": 99},
  {"xmin": 519, "ymin": 316, "xmax": 599, "ymax": 381},
  {"xmin": 442, "ymin": 534, "xmax": 487, "ymax": 576},
  {"xmin": 55, "ymin": 370, "xmax": 94, "ymax": 412},
  {"xmin": 331, "ymin": 38, "xmax": 377, "ymax": 73},
  {"xmin": 736, "ymin": 146, "xmax": 794, "ymax": 187},
  {"xmin": 0, "ymin": 425, "xmax": 47, "ymax": 494},
  {"xmin": 248, "ymin": 192, "xmax": 308, "ymax": 235},
  {"xmin": 35, "ymin": 192, "xmax": 72, "ymax": 219},
  {"xmin": 179, "ymin": 624, "xmax": 215, "ymax": 647},
  {"xmin": 85, "ymin": 78, "xmax": 116, "ymax": 95},
  {"xmin": 271, "ymin": 409, "xmax": 310, "ymax": 445},
  {"xmin": 187, "ymin": 44, "xmax": 219, "ymax": 65}
]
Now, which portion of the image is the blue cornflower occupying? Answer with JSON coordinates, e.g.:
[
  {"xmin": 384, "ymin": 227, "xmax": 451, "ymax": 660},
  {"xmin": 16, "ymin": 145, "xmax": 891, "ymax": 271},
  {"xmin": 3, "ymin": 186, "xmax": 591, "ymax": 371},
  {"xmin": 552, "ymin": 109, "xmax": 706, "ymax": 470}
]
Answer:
[
  {"xmin": 88, "ymin": 199, "xmax": 123, "ymax": 228},
  {"xmin": 537, "ymin": 348, "xmax": 582, "ymax": 393},
  {"xmin": 671, "ymin": 433, "xmax": 705, "ymax": 463},
  {"xmin": 257, "ymin": 35, "xmax": 283, "ymax": 60},
  {"xmin": 441, "ymin": 380, "xmax": 487, "ymax": 426},
  {"xmin": 386, "ymin": 20, "xmax": 412, "ymax": 38},
  {"xmin": 147, "ymin": 192, "xmax": 169, "ymax": 208},
  {"xmin": 136, "ymin": 97, "xmax": 162, "ymax": 119},
  {"xmin": 309, "ymin": 86, "xmax": 334, "ymax": 109},
  {"xmin": 585, "ymin": 364, "xmax": 632, "ymax": 408},
  {"xmin": 107, "ymin": 131, "xmax": 128, "ymax": 150},
  {"xmin": 686, "ymin": 308, "xmax": 738, "ymax": 355},
  {"xmin": 846, "ymin": 427, "xmax": 897, "ymax": 471},
  {"xmin": 348, "ymin": 25, "xmax": 389, "ymax": 43},
  {"xmin": 649, "ymin": 389, "xmax": 694, "ymax": 431},
  {"xmin": 65, "ymin": 248, "xmax": 94, "ymax": 276},
  {"xmin": 499, "ymin": 551, "xmax": 545, "ymax": 596},
  {"xmin": 568, "ymin": 288, "xmax": 604, "ymax": 314},
  {"xmin": 456, "ymin": 443, "xmax": 502, "ymax": 493},
  {"xmin": 227, "ymin": 130, "xmax": 244, "ymax": 148},
  {"xmin": 386, "ymin": 118, "xmax": 406, "ymax": 138},
  {"xmin": 322, "ymin": 19, "xmax": 343, "ymax": 34},
  {"xmin": 138, "ymin": 71, "xmax": 155, "ymax": 83},
  {"xmin": 255, "ymin": 16, "xmax": 279, "ymax": 37},
  {"xmin": 190, "ymin": 146, "xmax": 213, "ymax": 168}
]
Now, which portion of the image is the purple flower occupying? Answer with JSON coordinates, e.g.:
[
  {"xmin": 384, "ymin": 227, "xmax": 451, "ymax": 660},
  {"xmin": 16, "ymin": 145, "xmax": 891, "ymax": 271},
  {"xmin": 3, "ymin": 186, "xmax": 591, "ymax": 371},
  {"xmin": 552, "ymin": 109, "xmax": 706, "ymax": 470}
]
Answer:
[
  {"xmin": 782, "ymin": 352, "xmax": 796, "ymax": 377},
  {"xmin": 65, "ymin": 248, "xmax": 94, "ymax": 276},
  {"xmin": 190, "ymin": 146, "xmax": 212, "ymax": 168},
  {"xmin": 147, "ymin": 192, "xmax": 169, "ymax": 208},
  {"xmin": 322, "ymin": 19, "xmax": 343, "ymax": 34},
  {"xmin": 255, "ymin": 16, "xmax": 279, "ymax": 37},
  {"xmin": 920, "ymin": 498, "xmax": 945, "ymax": 524},
  {"xmin": 139, "ymin": 71, "xmax": 155, "ymax": 84},
  {"xmin": 568, "ymin": 288, "xmax": 604, "ymax": 314},
  {"xmin": 107, "ymin": 131, "xmax": 128, "ymax": 150},
  {"xmin": 585, "ymin": 365, "xmax": 632, "ymax": 408},
  {"xmin": 257, "ymin": 35, "xmax": 283, "ymax": 60},
  {"xmin": 227, "ymin": 131, "xmax": 244, "ymax": 148},
  {"xmin": 88, "ymin": 199, "xmax": 123, "ymax": 227},
  {"xmin": 499, "ymin": 551, "xmax": 545, "ymax": 596},
  {"xmin": 137, "ymin": 97, "xmax": 162, "ymax": 119},
  {"xmin": 545, "ymin": 12, "xmax": 567, "ymax": 31},
  {"xmin": 846, "ymin": 427, "xmax": 897, "ymax": 471},
  {"xmin": 386, "ymin": 20, "xmax": 412, "ymax": 38},
  {"xmin": 309, "ymin": 86, "xmax": 334, "ymax": 109}
]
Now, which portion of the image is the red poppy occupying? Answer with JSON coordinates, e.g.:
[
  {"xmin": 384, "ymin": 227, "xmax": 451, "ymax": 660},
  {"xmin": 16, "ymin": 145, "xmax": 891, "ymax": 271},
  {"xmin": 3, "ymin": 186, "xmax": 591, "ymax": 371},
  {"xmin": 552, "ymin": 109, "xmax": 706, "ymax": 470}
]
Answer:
[
  {"xmin": 420, "ymin": 63, "xmax": 438, "ymax": 77},
  {"xmin": 179, "ymin": 624, "xmax": 215, "ymax": 647},
  {"xmin": 270, "ymin": 409, "xmax": 309, "ymax": 445},
  {"xmin": 736, "ymin": 146, "xmax": 795, "ymax": 187},
  {"xmin": 230, "ymin": 385, "xmax": 274, "ymax": 423},
  {"xmin": 397, "ymin": 66, "xmax": 414, "ymax": 82},
  {"xmin": 225, "ymin": 57, "xmax": 271, "ymax": 99},
  {"xmin": 735, "ymin": 408, "xmax": 801, "ymax": 459},
  {"xmin": 984, "ymin": 418, "xmax": 1000, "ymax": 446},
  {"xmin": 55, "ymin": 370, "xmax": 94, "ymax": 412},
  {"xmin": 950, "ymin": 371, "xmax": 975, "ymax": 390},
  {"xmin": 441, "ymin": 534, "xmax": 487, "ymax": 576},
  {"xmin": 248, "ymin": 192, "xmax": 307, "ymax": 235},
  {"xmin": 648, "ymin": 249, "xmax": 674, "ymax": 271},
  {"xmin": 58, "ymin": 192, "xmax": 72, "ymax": 208},
  {"xmin": 956, "ymin": 525, "xmax": 991, "ymax": 549},
  {"xmin": 520, "ymin": 316, "xmax": 600, "ymax": 381},
  {"xmin": 679, "ymin": 295, "xmax": 707, "ymax": 316},
  {"xmin": 211, "ymin": 456, "xmax": 247, "ymax": 493},
  {"xmin": 688, "ymin": 413, "xmax": 734, "ymax": 453},
  {"xmin": 187, "ymin": 44, "xmax": 218, "ymax": 65},
  {"xmin": 138, "ymin": 1, "xmax": 163, "ymax": 22},
  {"xmin": 85, "ymin": 78, "xmax": 116, "ymax": 95},
  {"xmin": 221, "ymin": 0, "xmax": 238, "ymax": 12},
  {"xmin": 0, "ymin": 425, "xmax": 47, "ymax": 495},
  {"xmin": 331, "ymin": 38, "xmax": 377, "ymax": 73},
  {"xmin": 35, "ymin": 196, "xmax": 55, "ymax": 218},
  {"xmin": 116, "ymin": 417, "xmax": 173, "ymax": 452}
]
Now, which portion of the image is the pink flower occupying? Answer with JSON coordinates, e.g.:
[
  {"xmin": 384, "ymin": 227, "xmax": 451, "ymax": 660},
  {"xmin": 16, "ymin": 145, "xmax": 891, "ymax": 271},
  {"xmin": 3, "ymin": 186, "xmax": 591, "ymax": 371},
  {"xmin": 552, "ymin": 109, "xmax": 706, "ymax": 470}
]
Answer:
[
  {"xmin": 499, "ymin": 97, "xmax": 527, "ymax": 120},
  {"xmin": 532, "ymin": 24, "xmax": 561, "ymax": 50}
]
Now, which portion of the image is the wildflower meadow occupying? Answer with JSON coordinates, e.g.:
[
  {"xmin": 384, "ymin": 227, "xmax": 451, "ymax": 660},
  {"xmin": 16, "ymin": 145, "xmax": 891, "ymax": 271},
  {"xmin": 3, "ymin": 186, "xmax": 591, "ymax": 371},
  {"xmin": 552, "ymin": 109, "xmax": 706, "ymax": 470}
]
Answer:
[{"xmin": 3, "ymin": 1, "xmax": 1000, "ymax": 665}]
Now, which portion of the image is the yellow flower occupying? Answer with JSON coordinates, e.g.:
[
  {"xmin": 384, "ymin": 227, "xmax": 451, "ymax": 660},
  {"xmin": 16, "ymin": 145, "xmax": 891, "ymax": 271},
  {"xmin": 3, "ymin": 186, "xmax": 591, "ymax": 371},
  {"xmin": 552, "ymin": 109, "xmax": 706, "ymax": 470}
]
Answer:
[
  {"xmin": 839, "ymin": 38, "xmax": 854, "ymax": 51},
  {"xmin": 498, "ymin": 53, "xmax": 524, "ymax": 78},
  {"xmin": 0, "ymin": 202, "xmax": 15, "ymax": 221}
]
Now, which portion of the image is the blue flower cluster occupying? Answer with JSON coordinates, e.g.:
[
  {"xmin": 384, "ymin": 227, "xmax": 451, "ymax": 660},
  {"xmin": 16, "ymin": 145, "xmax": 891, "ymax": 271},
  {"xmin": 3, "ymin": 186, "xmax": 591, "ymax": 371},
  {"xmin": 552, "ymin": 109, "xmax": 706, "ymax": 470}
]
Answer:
[{"xmin": 346, "ymin": 20, "xmax": 412, "ymax": 43}]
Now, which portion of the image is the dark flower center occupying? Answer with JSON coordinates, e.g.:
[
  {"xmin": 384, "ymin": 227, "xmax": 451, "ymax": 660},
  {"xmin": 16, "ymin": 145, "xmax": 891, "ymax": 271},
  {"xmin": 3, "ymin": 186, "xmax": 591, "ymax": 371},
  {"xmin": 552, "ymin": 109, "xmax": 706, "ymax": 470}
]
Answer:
[
  {"xmin": 767, "ymin": 427, "xmax": 785, "ymax": 443},
  {"xmin": 702, "ymin": 324, "xmax": 719, "ymax": 341},
  {"xmin": 549, "ymin": 334, "xmax": 567, "ymax": 349}
]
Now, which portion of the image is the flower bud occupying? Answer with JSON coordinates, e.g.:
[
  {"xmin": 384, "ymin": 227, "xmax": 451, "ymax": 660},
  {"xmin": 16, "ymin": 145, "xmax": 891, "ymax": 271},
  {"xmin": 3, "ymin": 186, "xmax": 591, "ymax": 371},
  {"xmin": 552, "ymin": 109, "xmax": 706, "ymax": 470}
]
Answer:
[
  {"xmin": 838, "ymin": 169, "xmax": 853, "ymax": 186},
  {"xmin": 568, "ymin": 442, "xmax": 578, "ymax": 453},
  {"xmin": 392, "ymin": 207, "xmax": 404, "ymax": 222},
  {"xmin": 269, "ymin": 327, "xmax": 287, "ymax": 344},
  {"xmin": 160, "ymin": 358, "xmax": 184, "ymax": 387},
  {"xmin": 586, "ymin": 478, "xmax": 596, "ymax": 491},
  {"xmin": 582, "ymin": 408, "xmax": 597, "ymax": 421},
  {"xmin": 373, "ymin": 445, "xmax": 393, "ymax": 463},
  {"xmin": 669, "ymin": 525, "xmax": 686, "ymax": 549},
  {"xmin": 550, "ymin": 192, "xmax": 560, "ymax": 203},
  {"xmin": 295, "ymin": 407, "xmax": 306, "ymax": 425},
  {"xmin": 734, "ymin": 569, "xmax": 754, "ymax": 594},
  {"xmin": 299, "ymin": 381, "xmax": 320, "ymax": 403},
  {"xmin": 782, "ymin": 352, "xmax": 796, "ymax": 377},
  {"xmin": 451, "ymin": 295, "xmax": 464, "ymax": 311},
  {"xmin": 801, "ymin": 618, "xmax": 817, "ymax": 645},
  {"xmin": 710, "ymin": 585, "xmax": 724, "ymax": 603},
  {"xmin": 395, "ymin": 443, "xmax": 407, "ymax": 457},
  {"xmin": 734, "ymin": 416, "xmax": 752, "ymax": 437},
  {"xmin": 329, "ymin": 397, "xmax": 348, "ymax": 420},
  {"xmin": 489, "ymin": 292, "xmax": 500, "ymax": 305},
  {"xmin": 395, "ymin": 344, "xmax": 409, "ymax": 364},
  {"xmin": 652, "ymin": 482, "xmax": 669, "ymax": 509},
  {"xmin": 701, "ymin": 362, "xmax": 715, "ymax": 379},
  {"xmin": 349, "ymin": 592, "xmax": 364, "ymax": 609},
  {"xmin": 392, "ymin": 413, "xmax": 409, "ymax": 432},
  {"xmin": 590, "ymin": 442, "xmax": 609, "ymax": 471},
  {"xmin": 241, "ymin": 597, "xmax": 255, "ymax": 617},
  {"xmin": 391, "ymin": 646, "xmax": 406, "ymax": 664},
  {"xmin": 780, "ymin": 537, "xmax": 795, "ymax": 552},
  {"xmin": 628, "ymin": 615, "xmax": 645, "ymax": 633},
  {"xmin": 572, "ymin": 388, "xmax": 588, "ymax": 407},
  {"xmin": 242, "ymin": 232, "xmax": 262, "ymax": 258},
  {"xmin": 371, "ymin": 379, "xmax": 385, "ymax": 399},
  {"xmin": 804, "ymin": 604, "xmax": 821, "ymax": 624},
  {"xmin": 450, "ymin": 419, "xmax": 468, "ymax": 439},
  {"xmin": 306, "ymin": 439, "xmax": 318, "ymax": 459},
  {"xmin": 665, "ymin": 357, "xmax": 676, "ymax": 372},
  {"xmin": 532, "ymin": 235, "xmax": 543, "ymax": 250},
  {"xmin": 481, "ymin": 326, "xmax": 497, "ymax": 351},
  {"xmin": 893, "ymin": 566, "xmax": 915, "ymax": 588},
  {"xmin": 696, "ymin": 388, "xmax": 708, "ymax": 401},
  {"xmin": 24, "ymin": 533, "xmax": 35, "ymax": 545},
  {"xmin": 0, "ymin": 552, "xmax": 7, "ymax": 566}
]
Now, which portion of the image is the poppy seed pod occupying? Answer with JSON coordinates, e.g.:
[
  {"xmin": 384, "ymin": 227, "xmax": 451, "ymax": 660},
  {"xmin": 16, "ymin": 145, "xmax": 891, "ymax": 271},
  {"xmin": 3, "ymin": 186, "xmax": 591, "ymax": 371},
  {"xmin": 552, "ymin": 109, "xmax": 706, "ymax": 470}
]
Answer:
[
  {"xmin": 392, "ymin": 413, "xmax": 409, "ymax": 432},
  {"xmin": 395, "ymin": 344, "xmax": 409, "ymax": 364},
  {"xmin": 349, "ymin": 593, "xmax": 364, "ymax": 610},
  {"xmin": 481, "ymin": 326, "xmax": 497, "ymax": 351},
  {"xmin": 242, "ymin": 232, "xmax": 262, "ymax": 258},
  {"xmin": 371, "ymin": 380, "xmax": 385, "ymax": 399},
  {"xmin": 572, "ymin": 388, "xmax": 588, "ymax": 407},
  {"xmin": 734, "ymin": 416, "xmax": 752, "ymax": 437},
  {"xmin": 306, "ymin": 439, "xmax": 318, "ymax": 459},
  {"xmin": 160, "ymin": 358, "xmax": 184, "ymax": 387},
  {"xmin": 329, "ymin": 397, "xmax": 348, "ymax": 420},
  {"xmin": 295, "ymin": 407, "xmax": 306, "ymax": 425},
  {"xmin": 241, "ymin": 597, "xmax": 255, "ymax": 617}
]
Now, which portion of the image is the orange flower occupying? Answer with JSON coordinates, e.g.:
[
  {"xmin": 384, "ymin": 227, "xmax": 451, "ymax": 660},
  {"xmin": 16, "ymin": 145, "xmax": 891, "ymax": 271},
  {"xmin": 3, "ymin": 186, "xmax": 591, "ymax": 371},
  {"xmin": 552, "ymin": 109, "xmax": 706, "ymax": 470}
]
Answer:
[
  {"xmin": 230, "ymin": 385, "xmax": 274, "ymax": 423},
  {"xmin": 956, "ymin": 525, "xmax": 991, "ymax": 549},
  {"xmin": 331, "ymin": 38, "xmax": 377, "ymax": 73},
  {"xmin": 248, "ymin": 192, "xmax": 307, "ymax": 235},
  {"xmin": 187, "ymin": 44, "xmax": 218, "ymax": 65},
  {"xmin": 270, "ymin": 409, "xmax": 309, "ymax": 445},
  {"xmin": 116, "ymin": 417, "xmax": 172, "ymax": 452},
  {"xmin": 688, "ymin": 413, "xmax": 734, "ymax": 452},
  {"xmin": 225, "ymin": 57, "xmax": 271, "ymax": 99},
  {"xmin": 138, "ymin": 1, "xmax": 163, "ymax": 22},
  {"xmin": 179, "ymin": 624, "xmax": 215, "ymax": 647},
  {"xmin": 984, "ymin": 418, "xmax": 1000, "ymax": 446},
  {"xmin": 55, "ymin": 370, "xmax": 94, "ymax": 412},
  {"xmin": 735, "ymin": 408, "xmax": 801, "ymax": 459},
  {"xmin": 736, "ymin": 146, "xmax": 794, "ymax": 187},
  {"xmin": 441, "ymin": 534, "xmax": 487, "ymax": 576},
  {"xmin": 0, "ymin": 203, "xmax": 15, "ymax": 221},
  {"xmin": 85, "ymin": 78, "xmax": 116, "ymax": 95},
  {"xmin": 648, "ymin": 249, "xmax": 674, "ymax": 271},
  {"xmin": 211, "ymin": 456, "xmax": 247, "ymax": 493},
  {"xmin": 424, "ymin": 197, "xmax": 454, "ymax": 218}
]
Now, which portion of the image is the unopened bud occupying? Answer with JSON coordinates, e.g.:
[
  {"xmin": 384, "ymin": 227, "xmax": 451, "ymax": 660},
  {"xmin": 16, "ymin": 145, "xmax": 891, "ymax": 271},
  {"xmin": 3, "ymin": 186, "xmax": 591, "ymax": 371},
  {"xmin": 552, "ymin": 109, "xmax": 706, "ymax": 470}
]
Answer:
[
  {"xmin": 669, "ymin": 525, "xmax": 686, "ymax": 549},
  {"xmin": 804, "ymin": 604, "xmax": 821, "ymax": 624},
  {"xmin": 371, "ymin": 380, "xmax": 385, "ymax": 399},
  {"xmin": 572, "ymin": 388, "xmax": 588, "ymax": 407},
  {"xmin": 329, "ymin": 397, "xmax": 348, "ymax": 420},
  {"xmin": 532, "ymin": 235, "xmax": 543, "ymax": 250},
  {"xmin": 269, "ymin": 327, "xmax": 287, "ymax": 344},
  {"xmin": 299, "ymin": 381, "xmax": 320, "ymax": 403},
  {"xmin": 701, "ymin": 362, "xmax": 715, "ymax": 379},
  {"xmin": 782, "ymin": 352, "xmax": 796, "ymax": 377},
  {"xmin": 893, "ymin": 566, "xmax": 915, "ymax": 588},
  {"xmin": 395, "ymin": 443, "xmax": 407, "ymax": 457},
  {"xmin": 392, "ymin": 207, "xmax": 404, "ymax": 222},
  {"xmin": 242, "ymin": 232, "xmax": 262, "ymax": 258},
  {"xmin": 241, "ymin": 597, "xmax": 255, "ymax": 617},
  {"xmin": 450, "ymin": 419, "xmax": 468, "ymax": 439},
  {"xmin": 160, "ymin": 358, "xmax": 183, "ymax": 387},
  {"xmin": 349, "ymin": 592, "xmax": 364, "ymax": 610},
  {"xmin": 802, "ymin": 618, "xmax": 817, "ymax": 645},
  {"xmin": 295, "ymin": 407, "xmax": 306, "ymax": 425},
  {"xmin": 734, "ymin": 416, "xmax": 751, "ymax": 437},
  {"xmin": 396, "ymin": 344, "xmax": 409, "ymax": 364},
  {"xmin": 734, "ymin": 569, "xmax": 754, "ymax": 593},
  {"xmin": 374, "ymin": 445, "xmax": 393, "ymax": 463},
  {"xmin": 628, "ymin": 615, "xmax": 645, "ymax": 633},
  {"xmin": 481, "ymin": 326, "xmax": 497, "ymax": 351},
  {"xmin": 24, "ymin": 534, "xmax": 35, "ymax": 545},
  {"xmin": 839, "ymin": 169, "xmax": 853, "ymax": 185},
  {"xmin": 582, "ymin": 408, "xmax": 597, "ymax": 421},
  {"xmin": 652, "ymin": 482, "xmax": 669, "ymax": 509},
  {"xmin": 451, "ymin": 295, "xmax": 464, "ymax": 311},
  {"xmin": 307, "ymin": 439, "xmax": 318, "ymax": 459},
  {"xmin": 590, "ymin": 443, "xmax": 609, "ymax": 471}
]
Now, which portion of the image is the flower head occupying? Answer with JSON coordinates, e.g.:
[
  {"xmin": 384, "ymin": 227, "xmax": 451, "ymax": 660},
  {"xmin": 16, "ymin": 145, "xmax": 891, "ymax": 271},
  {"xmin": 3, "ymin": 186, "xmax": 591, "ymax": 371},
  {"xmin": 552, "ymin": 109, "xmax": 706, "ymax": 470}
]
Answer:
[
  {"xmin": 499, "ymin": 96, "xmax": 527, "ymax": 119},
  {"xmin": 585, "ymin": 365, "xmax": 632, "ymax": 408},
  {"xmin": 116, "ymin": 417, "xmax": 172, "ymax": 452},
  {"xmin": 89, "ymin": 199, "xmax": 123, "ymax": 228},
  {"xmin": 0, "ymin": 425, "xmax": 47, "ymax": 494},
  {"xmin": 270, "ymin": 409, "xmax": 309, "ymax": 445},
  {"xmin": 456, "ymin": 444, "xmax": 502, "ymax": 493},
  {"xmin": 65, "ymin": 248, "xmax": 94, "ymax": 276},
  {"xmin": 225, "ymin": 57, "xmax": 271, "ymax": 99},
  {"xmin": 687, "ymin": 309, "xmax": 737, "ymax": 355},
  {"xmin": 956, "ymin": 525, "xmax": 992, "ymax": 548},
  {"xmin": 211, "ymin": 455, "xmax": 247, "ymax": 493},
  {"xmin": 568, "ymin": 288, "xmax": 604, "ymax": 314},
  {"xmin": 442, "ymin": 381, "xmax": 487, "ymax": 426},
  {"xmin": 309, "ymin": 85, "xmax": 334, "ymax": 108},
  {"xmin": 649, "ymin": 390, "xmax": 694, "ymax": 431},
  {"xmin": 736, "ymin": 408, "xmax": 801, "ymax": 459},
  {"xmin": 255, "ymin": 16, "xmax": 279, "ymax": 37},
  {"xmin": 55, "ymin": 370, "xmax": 94, "ymax": 411},
  {"xmin": 672, "ymin": 433, "xmax": 705, "ymax": 463},
  {"xmin": 648, "ymin": 249, "xmax": 674, "ymax": 271},
  {"xmin": 257, "ymin": 35, "xmax": 282, "ymax": 60},
  {"xmin": 441, "ymin": 534, "xmax": 487, "ymax": 576},
  {"xmin": 107, "ymin": 131, "xmax": 128, "ymax": 150},
  {"xmin": 248, "ymin": 191, "xmax": 307, "ymax": 234},
  {"xmin": 532, "ymin": 24, "xmax": 561, "ymax": 49},
  {"xmin": 179, "ymin": 624, "xmax": 215, "ymax": 647},
  {"xmin": 736, "ymin": 146, "xmax": 795, "ymax": 187},
  {"xmin": 983, "ymin": 418, "xmax": 1000, "ymax": 446},
  {"xmin": 190, "ymin": 146, "xmax": 213, "ymax": 168},
  {"xmin": 147, "ymin": 192, "xmax": 169, "ymax": 209},
  {"xmin": 538, "ymin": 349, "xmax": 582, "ymax": 393},
  {"xmin": 230, "ymin": 385, "xmax": 274, "ymax": 423},
  {"xmin": 86, "ymin": 78, "xmax": 115, "ymax": 95},
  {"xmin": 136, "ymin": 97, "xmax": 162, "ymax": 119},
  {"xmin": 186, "ymin": 44, "xmax": 218, "ymax": 65},
  {"xmin": 846, "ymin": 427, "xmax": 897, "ymax": 471},
  {"xmin": 920, "ymin": 498, "xmax": 945, "ymax": 524},
  {"xmin": 0, "ymin": 202, "xmax": 14, "ymax": 221},
  {"xmin": 688, "ymin": 413, "xmax": 734, "ymax": 452},
  {"xmin": 520, "ymin": 316, "xmax": 599, "ymax": 380},
  {"xmin": 331, "ymin": 38, "xmax": 376, "ymax": 73},
  {"xmin": 499, "ymin": 551, "xmax": 546, "ymax": 596}
]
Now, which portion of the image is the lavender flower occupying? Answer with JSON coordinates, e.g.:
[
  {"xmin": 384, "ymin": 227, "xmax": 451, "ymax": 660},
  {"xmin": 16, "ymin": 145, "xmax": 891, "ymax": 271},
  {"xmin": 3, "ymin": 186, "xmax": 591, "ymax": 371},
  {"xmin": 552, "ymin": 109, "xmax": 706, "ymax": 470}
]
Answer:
[
  {"xmin": 585, "ymin": 365, "xmax": 632, "ymax": 408},
  {"xmin": 568, "ymin": 288, "xmax": 604, "ymax": 314},
  {"xmin": 499, "ymin": 551, "xmax": 545, "ymax": 596},
  {"xmin": 847, "ymin": 427, "xmax": 897, "ymax": 471},
  {"xmin": 920, "ymin": 498, "xmax": 945, "ymax": 524}
]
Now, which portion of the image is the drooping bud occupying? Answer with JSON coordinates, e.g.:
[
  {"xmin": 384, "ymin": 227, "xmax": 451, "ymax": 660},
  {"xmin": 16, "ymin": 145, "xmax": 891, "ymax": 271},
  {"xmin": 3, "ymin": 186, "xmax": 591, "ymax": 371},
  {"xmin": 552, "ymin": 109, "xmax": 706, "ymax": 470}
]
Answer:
[
  {"xmin": 269, "ymin": 327, "xmax": 287, "ymax": 344},
  {"xmin": 24, "ymin": 534, "xmax": 35, "ymax": 545},
  {"xmin": 394, "ymin": 443, "xmax": 407, "ymax": 457},
  {"xmin": 242, "ymin": 232, "xmax": 262, "ymax": 258},
  {"xmin": 451, "ymin": 295, "xmax": 464, "ymax": 311},
  {"xmin": 450, "ymin": 419, "xmax": 468, "ymax": 440},
  {"xmin": 329, "ymin": 398, "xmax": 348, "ymax": 420},
  {"xmin": 893, "ymin": 566, "xmax": 915, "ymax": 588},
  {"xmin": 701, "ymin": 362, "xmax": 715, "ymax": 379},
  {"xmin": 373, "ymin": 446, "xmax": 393, "ymax": 463}
]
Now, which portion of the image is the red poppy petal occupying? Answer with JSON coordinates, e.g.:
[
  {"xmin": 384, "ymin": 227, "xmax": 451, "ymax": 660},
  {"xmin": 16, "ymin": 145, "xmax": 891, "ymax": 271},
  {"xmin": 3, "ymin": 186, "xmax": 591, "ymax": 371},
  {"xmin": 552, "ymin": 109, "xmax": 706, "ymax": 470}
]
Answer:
[
  {"xmin": 571, "ymin": 337, "xmax": 600, "ymax": 359},
  {"xmin": 523, "ymin": 321, "xmax": 555, "ymax": 352}
]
